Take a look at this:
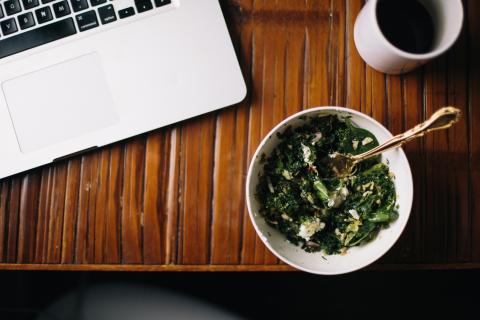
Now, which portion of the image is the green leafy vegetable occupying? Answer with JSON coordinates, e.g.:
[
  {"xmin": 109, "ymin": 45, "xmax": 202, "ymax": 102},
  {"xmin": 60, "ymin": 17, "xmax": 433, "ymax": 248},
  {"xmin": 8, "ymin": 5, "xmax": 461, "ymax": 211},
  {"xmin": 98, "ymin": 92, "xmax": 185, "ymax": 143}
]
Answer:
[
  {"xmin": 256, "ymin": 114, "xmax": 398, "ymax": 255},
  {"xmin": 313, "ymin": 179, "xmax": 330, "ymax": 203}
]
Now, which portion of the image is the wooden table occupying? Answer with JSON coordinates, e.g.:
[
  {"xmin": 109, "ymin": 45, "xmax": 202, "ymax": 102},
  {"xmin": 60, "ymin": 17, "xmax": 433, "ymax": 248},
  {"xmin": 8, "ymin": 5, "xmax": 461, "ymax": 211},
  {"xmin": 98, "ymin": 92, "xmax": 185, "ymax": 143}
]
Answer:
[{"xmin": 0, "ymin": 0, "xmax": 478, "ymax": 271}]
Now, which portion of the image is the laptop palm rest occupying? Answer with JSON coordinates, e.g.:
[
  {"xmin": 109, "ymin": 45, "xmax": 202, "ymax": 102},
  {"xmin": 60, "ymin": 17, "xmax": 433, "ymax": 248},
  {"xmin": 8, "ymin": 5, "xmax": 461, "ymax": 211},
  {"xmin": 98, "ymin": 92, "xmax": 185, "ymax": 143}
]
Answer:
[{"xmin": 2, "ymin": 52, "xmax": 118, "ymax": 153}]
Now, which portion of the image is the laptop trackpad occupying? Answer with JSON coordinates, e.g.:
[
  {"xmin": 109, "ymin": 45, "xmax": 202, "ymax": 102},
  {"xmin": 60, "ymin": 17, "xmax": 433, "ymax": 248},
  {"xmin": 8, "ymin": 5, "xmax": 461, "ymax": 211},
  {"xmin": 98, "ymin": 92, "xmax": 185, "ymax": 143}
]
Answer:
[{"xmin": 2, "ymin": 53, "xmax": 118, "ymax": 153}]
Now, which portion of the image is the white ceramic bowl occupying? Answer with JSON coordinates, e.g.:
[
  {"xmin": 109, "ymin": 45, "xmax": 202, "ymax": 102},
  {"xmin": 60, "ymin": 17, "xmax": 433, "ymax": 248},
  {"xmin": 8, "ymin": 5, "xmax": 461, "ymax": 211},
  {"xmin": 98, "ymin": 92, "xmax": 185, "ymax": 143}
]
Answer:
[{"xmin": 246, "ymin": 107, "xmax": 413, "ymax": 275}]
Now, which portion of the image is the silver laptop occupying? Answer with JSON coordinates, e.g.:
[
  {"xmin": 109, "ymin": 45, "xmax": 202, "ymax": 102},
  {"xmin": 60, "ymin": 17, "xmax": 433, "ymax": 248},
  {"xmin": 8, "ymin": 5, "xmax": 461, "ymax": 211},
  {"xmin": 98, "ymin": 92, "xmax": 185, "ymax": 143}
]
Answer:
[{"xmin": 0, "ymin": 0, "xmax": 246, "ymax": 179}]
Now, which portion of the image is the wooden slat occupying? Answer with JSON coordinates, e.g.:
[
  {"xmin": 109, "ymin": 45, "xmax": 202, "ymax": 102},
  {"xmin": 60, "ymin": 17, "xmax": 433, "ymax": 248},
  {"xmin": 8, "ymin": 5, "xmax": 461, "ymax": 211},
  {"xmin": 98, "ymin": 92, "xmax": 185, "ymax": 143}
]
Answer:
[
  {"xmin": 345, "ymin": 0, "xmax": 365, "ymax": 111},
  {"xmin": 283, "ymin": 3, "xmax": 308, "ymax": 116},
  {"xmin": 34, "ymin": 168, "xmax": 53, "ymax": 263},
  {"xmin": 401, "ymin": 69, "xmax": 426, "ymax": 263},
  {"xmin": 93, "ymin": 149, "xmax": 111, "ymax": 263},
  {"xmin": 179, "ymin": 115, "xmax": 216, "ymax": 264},
  {"xmin": 5, "ymin": 178, "xmax": 20, "ymax": 262},
  {"xmin": 142, "ymin": 130, "xmax": 173, "ymax": 264},
  {"xmin": 121, "ymin": 138, "xmax": 146, "ymax": 264},
  {"xmin": 211, "ymin": 1, "xmax": 252, "ymax": 264},
  {"xmin": 446, "ymin": 24, "xmax": 470, "ymax": 262},
  {"xmin": 329, "ymin": 0, "xmax": 345, "ymax": 106},
  {"xmin": 17, "ymin": 172, "xmax": 40, "ymax": 263},
  {"xmin": 142, "ymin": 132, "xmax": 163, "ymax": 264},
  {"xmin": 211, "ymin": 108, "xmax": 249, "ymax": 264},
  {"xmin": 468, "ymin": 0, "xmax": 480, "ymax": 261},
  {"xmin": 104, "ymin": 145, "xmax": 124, "ymax": 263},
  {"xmin": 364, "ymin": 68, "xmax": 386, "ymax": 123},
  {"xmin": 46, "ymin": 163, "xmax": 68, "ymax": 263},
  {"xmin": 61, "ymin": 158, "xmax": 81, "ymax": 263},
  {"xmin": 75, "ymin": 152, "xmax": 98, "ymax": 263},
  {"xmin": 304, "ymin": 1, "xmax": 331, "ymax": 107},
  {"xmin": 0, "ymin": 0, "xmax": 478, "ymax": 271},
  {"xmin": 241, "ymin": 0, "xmax": 266, "ymax": 265},
  {"xmin": 164, "ymin": 128, "xmax": 181, "ymax": 264},
  {"xmin": 424, "ymin": 56, "xmax": 450, "ymax": 263},
  {"xmin": 0, "ymin": 181, "xmax": 8, "ymax": 261}
]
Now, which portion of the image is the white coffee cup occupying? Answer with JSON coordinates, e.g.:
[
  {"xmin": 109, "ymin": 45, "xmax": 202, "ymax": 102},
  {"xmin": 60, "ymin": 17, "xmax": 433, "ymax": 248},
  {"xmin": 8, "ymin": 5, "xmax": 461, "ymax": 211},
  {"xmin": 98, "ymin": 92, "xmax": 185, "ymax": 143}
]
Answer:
[{"xmin": 354, "ymin": 0, "xmax": 464, "ymax": 75}]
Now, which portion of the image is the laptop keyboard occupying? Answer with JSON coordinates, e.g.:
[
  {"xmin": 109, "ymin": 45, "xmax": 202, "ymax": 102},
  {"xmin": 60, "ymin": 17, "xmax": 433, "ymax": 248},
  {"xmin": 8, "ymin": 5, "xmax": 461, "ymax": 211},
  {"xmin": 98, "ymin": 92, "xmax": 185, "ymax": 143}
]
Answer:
[{"xmin": 0, "ymin": 0, "xmax": 172, "ymax": 59}]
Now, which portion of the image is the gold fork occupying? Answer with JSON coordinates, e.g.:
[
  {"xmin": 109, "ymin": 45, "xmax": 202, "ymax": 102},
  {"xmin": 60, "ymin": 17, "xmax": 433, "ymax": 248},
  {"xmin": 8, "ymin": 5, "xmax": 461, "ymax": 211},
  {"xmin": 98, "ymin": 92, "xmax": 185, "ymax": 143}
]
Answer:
[{"xmin": 326, "ymin": 106, "xmax": 462, "ymax": 177}]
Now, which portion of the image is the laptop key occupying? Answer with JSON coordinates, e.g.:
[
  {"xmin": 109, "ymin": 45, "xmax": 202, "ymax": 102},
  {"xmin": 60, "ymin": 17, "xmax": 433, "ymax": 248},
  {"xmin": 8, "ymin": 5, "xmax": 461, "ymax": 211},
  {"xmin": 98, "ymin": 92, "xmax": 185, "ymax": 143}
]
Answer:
[
  {"xmin": 70, "ymin": 0, "xmax": 89, "ymax": 12},
  {"xmin": 118, "ymin": 7, "xmax": 134, "ymax": 19},
  {"xmin": 22, "ymin": 0, "xmax": 39, "ymax": 9},
  {"xmin": 0, "ymin": 6, "xmax": 4, "ymax": 19},
  {"xmin": 18, "ymin": 12, "xmax": 36, "ymax": 30},
  {"xmin": 134, "ymin": 0, "xmax": 153, "ymax": 13},
  {"xmin": 98, "ymin": 4, "xmax": 116, "ymax": 24},
  {"xmin": 90, "ymin": 0, "xmax": 106, "ymax": 6},
  {"xmin": 35, "ymin": 6, "xmax": 53, "ymax": 24},
  {"xmin": 41, "ymin": 0, "xmax": 55, "ymax": 3},
  {"xmin": 0, "ymin": 18, "xmax": 76, "ymax": 59},
  {"xmin": 154, "ymin": 0, "xmax": 170, "ymax": 7},
  {"xmin": 76, "ymin": 10, "xmax": 98, "ymax": 32},
  {"xmin": 4, "ymin": 0, "xmax": 22, "ymax": 16},
  {"xmin": 1, "ymin": 18, "xmax": 18, "ymax": 36},
  {"xmin": 53, "ymin": 1, "xmax": 71, "ymax": 18}
]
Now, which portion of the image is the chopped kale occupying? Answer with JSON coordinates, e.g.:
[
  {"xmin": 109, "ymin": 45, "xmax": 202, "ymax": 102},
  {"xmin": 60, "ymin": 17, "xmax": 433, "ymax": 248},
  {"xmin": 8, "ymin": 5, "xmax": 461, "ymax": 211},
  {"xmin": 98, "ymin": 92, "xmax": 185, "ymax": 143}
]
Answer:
[{"xmin": 256, "ymin": 114, "xmax": 398, "ymax": 255}]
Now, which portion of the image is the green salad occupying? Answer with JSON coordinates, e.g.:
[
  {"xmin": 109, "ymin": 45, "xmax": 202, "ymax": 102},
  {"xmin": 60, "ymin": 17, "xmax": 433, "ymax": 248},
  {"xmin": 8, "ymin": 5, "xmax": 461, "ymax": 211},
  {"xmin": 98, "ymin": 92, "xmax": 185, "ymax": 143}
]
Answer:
[{"xmin": 256, "ymin": 114, "xmax": 398, "ymax": 255}]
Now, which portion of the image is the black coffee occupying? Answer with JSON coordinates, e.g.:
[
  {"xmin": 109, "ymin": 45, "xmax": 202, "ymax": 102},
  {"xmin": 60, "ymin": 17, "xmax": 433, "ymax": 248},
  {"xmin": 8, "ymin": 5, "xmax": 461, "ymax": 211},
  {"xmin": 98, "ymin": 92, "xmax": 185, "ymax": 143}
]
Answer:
[{"xmin": 376, "ymin": 0, "xmax": 435, "ymax": 54}]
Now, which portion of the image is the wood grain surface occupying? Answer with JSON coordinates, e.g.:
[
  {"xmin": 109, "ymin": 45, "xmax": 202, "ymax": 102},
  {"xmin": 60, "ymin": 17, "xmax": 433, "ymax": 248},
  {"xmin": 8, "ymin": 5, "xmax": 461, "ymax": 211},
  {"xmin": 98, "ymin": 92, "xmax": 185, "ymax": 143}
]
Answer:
[{"xmin": 0, "ymin": 0, "xmax": 478, "ymax": 270}]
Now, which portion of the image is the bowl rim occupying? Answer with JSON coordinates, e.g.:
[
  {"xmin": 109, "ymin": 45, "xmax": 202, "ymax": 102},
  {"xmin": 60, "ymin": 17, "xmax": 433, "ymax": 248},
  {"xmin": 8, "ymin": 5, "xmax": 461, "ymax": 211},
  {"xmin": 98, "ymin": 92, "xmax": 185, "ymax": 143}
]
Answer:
[{"xmin": 245, "ymin": 106, "xmax": 414, "ymax": 275}]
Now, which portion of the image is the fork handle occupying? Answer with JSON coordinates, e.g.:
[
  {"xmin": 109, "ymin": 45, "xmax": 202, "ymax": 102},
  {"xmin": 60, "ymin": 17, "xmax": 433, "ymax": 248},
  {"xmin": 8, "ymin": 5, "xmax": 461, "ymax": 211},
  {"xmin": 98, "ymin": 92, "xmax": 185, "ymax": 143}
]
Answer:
[{"xmin": 351, "ymin": 106, "xmax": 461, "ymax": 162}]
